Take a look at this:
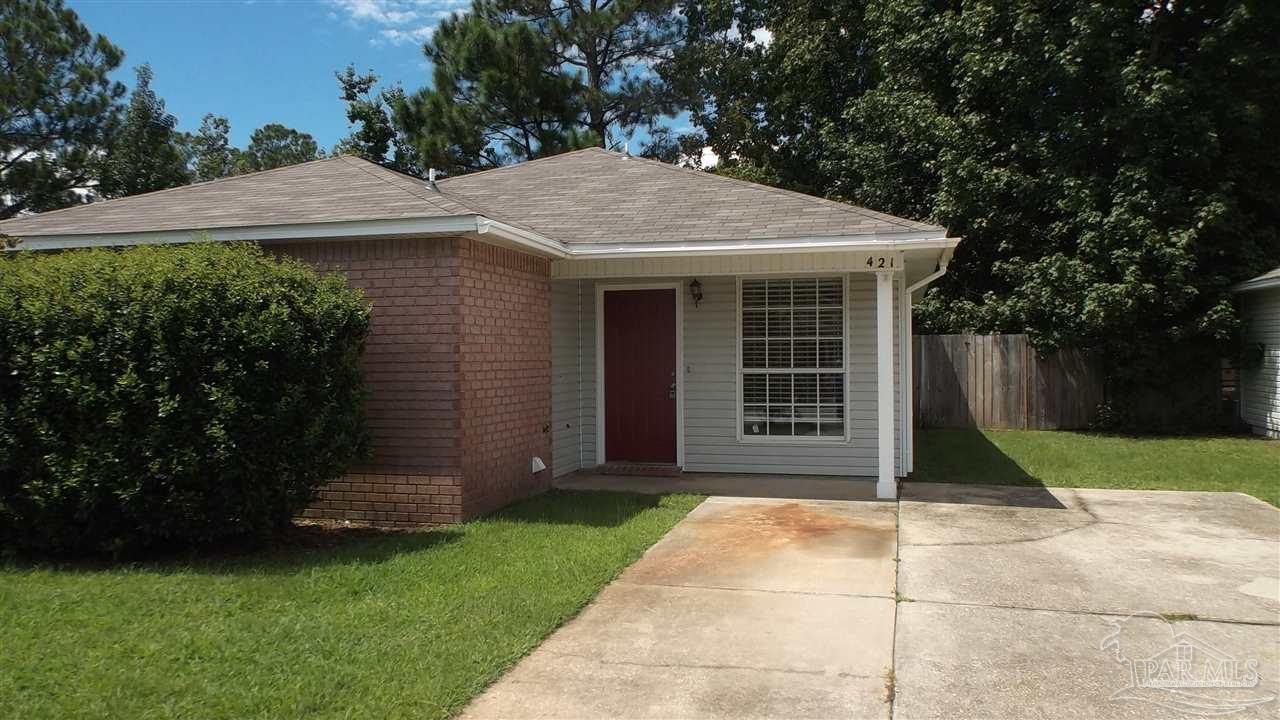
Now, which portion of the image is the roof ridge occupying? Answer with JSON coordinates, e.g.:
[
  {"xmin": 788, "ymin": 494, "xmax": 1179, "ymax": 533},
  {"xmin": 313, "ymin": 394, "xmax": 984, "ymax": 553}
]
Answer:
[
  {"xmin": 434, "ymin": 146, "xmax": 608, "ymax": 185},
  {"xmin": 1, "ymin": 156, "xmax": 353, "ymax": 225},
  {"xmin": 615, "ymin": 151, "xmax": 938, "ymax": 232},
  {"xmin": 337, "ymin": 156, "xmax": 478, "ymax": 216}
]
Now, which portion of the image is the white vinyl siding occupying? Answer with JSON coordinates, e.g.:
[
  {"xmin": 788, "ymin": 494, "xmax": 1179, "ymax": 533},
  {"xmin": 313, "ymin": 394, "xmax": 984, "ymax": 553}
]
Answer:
[
  {"xmin": 1240, "ymin": 286, "xmax": 1280, "ymax": 437},
  {"xmin": 550, "ymin": 280, "xmax": 597, "ymax": 476},
  {"xmin": 550, "ymin": 273, "xmax": 902, "ymax": 477}
]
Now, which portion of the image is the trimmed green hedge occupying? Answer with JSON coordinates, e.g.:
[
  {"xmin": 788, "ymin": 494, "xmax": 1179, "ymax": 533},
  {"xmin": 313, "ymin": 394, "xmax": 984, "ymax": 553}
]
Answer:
[{"xmin": 0, "ymin": 242, "xmax": 370, "ymax": 554}]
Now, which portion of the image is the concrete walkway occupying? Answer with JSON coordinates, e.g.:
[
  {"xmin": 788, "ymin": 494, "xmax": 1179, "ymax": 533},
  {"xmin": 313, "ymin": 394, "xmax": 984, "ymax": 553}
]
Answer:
[
  {"xmin": 462, "ymin": 495, "xmax": 898, "ymax": 719},
  {"xmin": 462, "ymin": 483, "xmax": 1280, "ymax": 720}
]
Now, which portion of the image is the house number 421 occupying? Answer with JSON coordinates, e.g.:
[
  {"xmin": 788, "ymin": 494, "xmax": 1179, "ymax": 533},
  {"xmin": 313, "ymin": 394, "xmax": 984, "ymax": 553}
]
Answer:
[{"xmin": 865, "ymin": 255, "xmax": 896, "ymax": 269}]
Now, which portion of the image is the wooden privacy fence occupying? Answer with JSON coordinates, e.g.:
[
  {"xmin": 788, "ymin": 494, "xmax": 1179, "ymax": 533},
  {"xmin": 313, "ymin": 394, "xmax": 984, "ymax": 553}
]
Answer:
[{"xmin": 913, "ymin": 334, "xmax": 1104, "ymax": 429}]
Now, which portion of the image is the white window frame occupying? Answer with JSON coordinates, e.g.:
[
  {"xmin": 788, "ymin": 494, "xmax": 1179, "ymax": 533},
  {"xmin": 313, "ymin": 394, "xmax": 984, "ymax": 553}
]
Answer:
[{"xmin": 735, "ymin": 274, "xmax": 851, "ymax": 445}]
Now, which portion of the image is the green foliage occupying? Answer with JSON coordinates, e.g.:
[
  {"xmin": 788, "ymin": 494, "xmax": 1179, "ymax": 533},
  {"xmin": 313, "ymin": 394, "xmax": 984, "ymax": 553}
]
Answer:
[
  {"xmin": 675, "ymin": 0, "xmax": 1280, "ymax": 429},
  {"xmin": 397, "ymin": 7, "xmax": 593, "ymax": 174},
  {"xmin": 498, "ymin": 0, "xmax": 685, "ymax": 147},
  {"xmin": 188, "ymin": 113, "xmax": 239, "ymax": 182},
  {"xmin": 395, "ymin": 0, "xmax": 683, "ymax": 173},
  {"xmin": 96, "ymin": 64, "xmax": 192, "ymax": 198},
  {"xmin": 333, "ymin": 65, "xmax": 416, "ymax": 172},
  {"xmin": 237, "ymin": 123, "xmax": 324, "ymax": 173},
  {"xmin": 0, "ymin": 242, "xmax": 371, "ymax": 554},
  {"xmin": 0, "ymin": 0, "xmax": 125, "ymax": 217}
]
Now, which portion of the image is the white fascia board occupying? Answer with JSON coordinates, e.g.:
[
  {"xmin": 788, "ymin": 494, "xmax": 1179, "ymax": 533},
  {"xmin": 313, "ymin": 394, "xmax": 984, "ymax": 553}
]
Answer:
[
  {"xmin": 1232, "ymin": 274, "xmax": 1280, "ymax": 294},
  {"xmin": 7, "ymin": 216, "xmax": 484, "ymax": 251},
  {"xmin": 565, "ymin": 233, "xmax": 958, "ymax": 259},
  {"xmin": 7, "ymin": 217, "xmax": 955, "ymax": 263}
]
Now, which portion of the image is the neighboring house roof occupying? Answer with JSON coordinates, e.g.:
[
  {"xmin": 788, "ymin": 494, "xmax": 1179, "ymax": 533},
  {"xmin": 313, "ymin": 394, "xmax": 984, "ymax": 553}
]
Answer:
[
  {"xmin": 1233, "ymin": 267, "xmax": 1280, "ymax": 293},
  {"xmin": 436, "ymin": 147, "xmax": 944, "ymax": 245},
  {"xmin": 0, "ymin": 147, "xmax": 948, "ymax": 252},
  {"xmin": 0, "ymin": 155, "xmax": 476, "ymax": 237}
]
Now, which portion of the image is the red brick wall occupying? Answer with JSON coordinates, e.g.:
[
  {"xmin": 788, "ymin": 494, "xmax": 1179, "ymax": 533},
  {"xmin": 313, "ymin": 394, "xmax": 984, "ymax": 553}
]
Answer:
[
  {"xmin": 457, "ymin": 239, "xmax": 554, "ymax": 516},
  {"xmin": 273, "ymin": 236, "xmax": 553, "ymax": 526},
  {"xmin": 276, "ymin": 237, "xmax": 465, "ymax": 525}
]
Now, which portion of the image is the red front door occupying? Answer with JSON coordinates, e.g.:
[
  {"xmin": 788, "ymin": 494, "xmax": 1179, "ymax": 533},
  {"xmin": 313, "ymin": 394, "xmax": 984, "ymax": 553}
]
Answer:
[{"xmin": 603, "ymin": 289, "xmax": 677, "ymax": 463}]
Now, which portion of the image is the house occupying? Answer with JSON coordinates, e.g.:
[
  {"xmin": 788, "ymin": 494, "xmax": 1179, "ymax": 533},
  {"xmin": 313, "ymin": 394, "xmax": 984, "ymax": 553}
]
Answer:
[
  {"xmin": 0, "ymin": 149, "xmax": 959, "ymax": 524},
  {"xmin": 1233, "ymin": 267, "xmax": 1280, "ymax": 438}
]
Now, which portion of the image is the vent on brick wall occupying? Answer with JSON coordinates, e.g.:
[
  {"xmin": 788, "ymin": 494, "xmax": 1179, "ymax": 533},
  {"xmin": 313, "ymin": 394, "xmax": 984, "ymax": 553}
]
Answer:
[{"xmin": 531, "ymin": 456, "xmax": 547, "ymax": 474}]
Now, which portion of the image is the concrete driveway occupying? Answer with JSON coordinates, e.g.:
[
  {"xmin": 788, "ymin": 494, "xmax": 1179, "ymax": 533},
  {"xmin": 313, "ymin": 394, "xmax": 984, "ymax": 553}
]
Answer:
[
  {"xmin": 895, "ymin": 484, "xmax": 1279, "ymax": 719},
  {"xmin": 461, "ymin": 482, "xmax": 1279, "ymax": 719}
]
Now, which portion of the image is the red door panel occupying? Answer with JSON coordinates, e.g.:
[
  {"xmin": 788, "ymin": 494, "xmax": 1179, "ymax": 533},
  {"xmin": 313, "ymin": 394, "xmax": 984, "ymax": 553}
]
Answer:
[{"xmin": 604, "ymin": 289, "xmax": 677, "ymax": 463}]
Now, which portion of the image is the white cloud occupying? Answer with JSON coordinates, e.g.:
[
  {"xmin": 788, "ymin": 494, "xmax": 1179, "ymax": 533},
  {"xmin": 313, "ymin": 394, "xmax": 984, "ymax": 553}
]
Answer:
[
  {"xmin": 379, "ymin": 25, "xmax": 436, "ymax": 45},
  {"xmin": 700, "ymin": 146, "xmax": 721, "ymax": 168},
  {"xmin": 328, "ymin": 1, "xmax": 467, "ymax": 45}
]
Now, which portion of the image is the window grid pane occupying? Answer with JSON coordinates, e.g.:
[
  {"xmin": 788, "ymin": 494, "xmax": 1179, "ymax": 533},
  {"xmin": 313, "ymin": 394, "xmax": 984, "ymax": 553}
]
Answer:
[{"xmin": 740, "ymin": 277, "xmax": 846, "ymax": 439}]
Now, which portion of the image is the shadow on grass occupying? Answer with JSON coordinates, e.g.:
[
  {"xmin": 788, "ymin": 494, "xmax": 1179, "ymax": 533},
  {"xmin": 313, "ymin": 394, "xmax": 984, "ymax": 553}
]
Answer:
[
  {"xmin": 483, "ymin": 489, "xmax": 671, "ymax": 528},
  {"xmin": 4, "ymin": 489, "xmax": 671, "ymax": 574},
  {"xmin": 908, "ymin": 428, "xmax": 1066, "ymax": 509}
]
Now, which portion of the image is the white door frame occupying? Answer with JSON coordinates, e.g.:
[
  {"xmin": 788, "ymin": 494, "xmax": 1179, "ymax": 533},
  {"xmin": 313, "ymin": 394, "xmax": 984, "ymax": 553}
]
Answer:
[{"xmin": 594, "ymin": 282, "xmax": 685, "ymax": 467}]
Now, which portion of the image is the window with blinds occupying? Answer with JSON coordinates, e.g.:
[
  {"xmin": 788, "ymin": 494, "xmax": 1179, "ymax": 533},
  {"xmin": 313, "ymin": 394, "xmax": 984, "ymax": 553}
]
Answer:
[{"xmin": 739, "ymin": 277, "xmax": 847, "ymax": 440}]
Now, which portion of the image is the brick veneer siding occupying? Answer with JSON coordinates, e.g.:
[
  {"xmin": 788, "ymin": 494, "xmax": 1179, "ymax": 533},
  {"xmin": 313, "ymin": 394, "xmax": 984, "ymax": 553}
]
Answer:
[
  {"xmin": 457, "ymin": 239, "xmax": 553, "ymax": 517},
  {"xmin": 273, "ymin": 236, "xmax": 552, "ymax": 526}
]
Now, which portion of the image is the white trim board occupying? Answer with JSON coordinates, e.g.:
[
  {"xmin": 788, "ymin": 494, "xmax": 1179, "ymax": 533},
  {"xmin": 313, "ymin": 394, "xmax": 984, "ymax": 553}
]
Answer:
[
  {"xmin": 594, "ymin": 283, "xmax": 685, "ymax": 467},
  {"xmin": 553, "ymin": 250, "xmax": 913, "ymax": 280}
]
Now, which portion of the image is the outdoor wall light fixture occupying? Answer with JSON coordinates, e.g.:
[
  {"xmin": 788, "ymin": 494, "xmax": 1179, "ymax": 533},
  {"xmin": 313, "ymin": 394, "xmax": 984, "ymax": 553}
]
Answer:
[{"xmin": 690, "ymin": 278, "xmax": 704, "ymax": 307}]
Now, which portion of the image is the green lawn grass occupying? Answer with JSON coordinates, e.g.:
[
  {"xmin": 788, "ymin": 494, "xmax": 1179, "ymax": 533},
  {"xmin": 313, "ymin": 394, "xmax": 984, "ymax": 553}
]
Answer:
[
  {"xmin": 914, "ymin": 429, "xmax": 1279, "ymax": 506},
  {"xmin": 0, "ymin": 490, "xmax": 702, "ymax": 720}
]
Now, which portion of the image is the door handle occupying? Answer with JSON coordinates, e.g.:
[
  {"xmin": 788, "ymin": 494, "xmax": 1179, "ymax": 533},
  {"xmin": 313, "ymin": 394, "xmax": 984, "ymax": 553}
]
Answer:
[{"xmin": 668, "ymin": 381, "xmax": 676, "ymax": 399}]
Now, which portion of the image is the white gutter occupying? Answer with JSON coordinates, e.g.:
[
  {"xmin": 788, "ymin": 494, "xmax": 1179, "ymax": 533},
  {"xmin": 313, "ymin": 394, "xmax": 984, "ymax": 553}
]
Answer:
[
  {"xmin": 4, "ymin": 216, "xmax": 956, "ymax": 263},
  {"xmin": 569, "ymin": 233, "xmax": 957, "ymax": 259},
  {"xmin": 475, "ymin": 217, "xmax": 569, "ymax": 258},
  {"xmin": 5, "ymin": 216, "xmax": 483, "ymax": 252},
  {"xmin": 906, "ymin": 245, "xmax": 956, "ymax": 295},
  {"xmin": 1232, "ymin": 272, "xmax": 1280, "ymax": 294}
]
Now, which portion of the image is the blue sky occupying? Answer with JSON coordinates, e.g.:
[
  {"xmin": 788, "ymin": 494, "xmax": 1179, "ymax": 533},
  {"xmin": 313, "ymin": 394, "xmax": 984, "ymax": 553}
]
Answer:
[
  {"xmin": 68, "ymin": 0, "xmax": 689, "ymax": 152},
  {"xmin": 68, "ymin": 0, "xmax": 472, "ymax": 148}
]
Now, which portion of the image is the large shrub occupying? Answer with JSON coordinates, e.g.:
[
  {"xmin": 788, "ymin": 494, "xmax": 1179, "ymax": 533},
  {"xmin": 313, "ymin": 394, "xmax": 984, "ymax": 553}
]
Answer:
[{"xmin": 0, "ymin": 242, "xmax": 370, "ymax": 554}]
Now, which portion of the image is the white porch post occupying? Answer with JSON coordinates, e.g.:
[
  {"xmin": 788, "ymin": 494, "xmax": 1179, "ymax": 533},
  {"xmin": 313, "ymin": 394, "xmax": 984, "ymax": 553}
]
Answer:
[{"xmin": 875, "ymin": 270, "xmax": 897, "ymax": 499}]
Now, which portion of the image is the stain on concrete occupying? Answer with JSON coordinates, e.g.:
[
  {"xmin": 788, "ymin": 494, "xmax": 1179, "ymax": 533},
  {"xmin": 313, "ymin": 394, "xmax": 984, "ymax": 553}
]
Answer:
[{"xmin": 625, "ymin": 501, "xmax": 896, "ymax": 593}]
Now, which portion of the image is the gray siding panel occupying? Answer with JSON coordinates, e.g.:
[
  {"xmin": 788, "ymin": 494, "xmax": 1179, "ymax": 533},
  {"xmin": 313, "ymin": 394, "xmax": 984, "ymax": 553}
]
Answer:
[
  {"xmin": 1241, "ymin": 287, "xmax": 1280, "ymax": 437},
  {"xmin": 551, "ymin": 273, "xmax": 904, "ymax": 478}
]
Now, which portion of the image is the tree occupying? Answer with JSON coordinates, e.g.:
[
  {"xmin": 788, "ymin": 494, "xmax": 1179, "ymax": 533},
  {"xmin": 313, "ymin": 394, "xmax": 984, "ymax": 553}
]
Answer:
[
  {"xmin": 637, "ymin": 125, "xmax": 704, "ymax": 166},
  {"xmin": 236, "ymin": 123, "xmax": 323, "ymax": 173},
  {"xmin": 334, "ymin": 66, "xmax": 415, "ymax": 172},
  {"xmin": 495, "ymin": 0, "xmax": 685, "ymax": 148},
  {"xmin": 0, "ymin": 0, "xmax": 125, "ymax": 218},
  {"xmin": 396, "ymin": 9, "xmax": 592, "ymax": 174},
  {"xmin": 676, "ymin": 0, "xmax": 1280, "ymax": 429},
  {"xmin": 189, "ymin": 113, "xmax": 238, "ymax": 182},
  {"xmin": 97, "ymin": 64, "xmax": 191, "ymax": 198}
]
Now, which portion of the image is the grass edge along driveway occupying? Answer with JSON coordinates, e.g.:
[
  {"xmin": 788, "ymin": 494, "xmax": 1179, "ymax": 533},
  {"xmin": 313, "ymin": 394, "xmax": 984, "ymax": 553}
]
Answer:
[
  {"xmin": 0, "ymin": 490, "xmax": 703, "ymax": 720},
  {"xmin": 914, "ymin": 429, "xmax": 1278, "ymax": 506}
]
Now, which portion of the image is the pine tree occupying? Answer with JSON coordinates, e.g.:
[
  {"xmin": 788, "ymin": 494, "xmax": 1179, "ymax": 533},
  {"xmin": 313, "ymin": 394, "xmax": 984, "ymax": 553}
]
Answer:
[{"xmin": 97, "ymin": 64, "xmax": 191, "ymax": 198}]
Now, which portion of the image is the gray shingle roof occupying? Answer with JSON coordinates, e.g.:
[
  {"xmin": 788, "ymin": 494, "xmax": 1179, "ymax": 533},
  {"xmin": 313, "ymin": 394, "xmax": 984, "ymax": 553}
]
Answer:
[
  {"xmin": 437, "ymin": 148, "xmax": 943, "ymax": 244},
  {"xmin": 0, "ymin": 148, "xmax": 945, "ymax": 245},
  {"xmin": 0, "ymin": 155, "xmax": 475, "ymax": 237}
]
